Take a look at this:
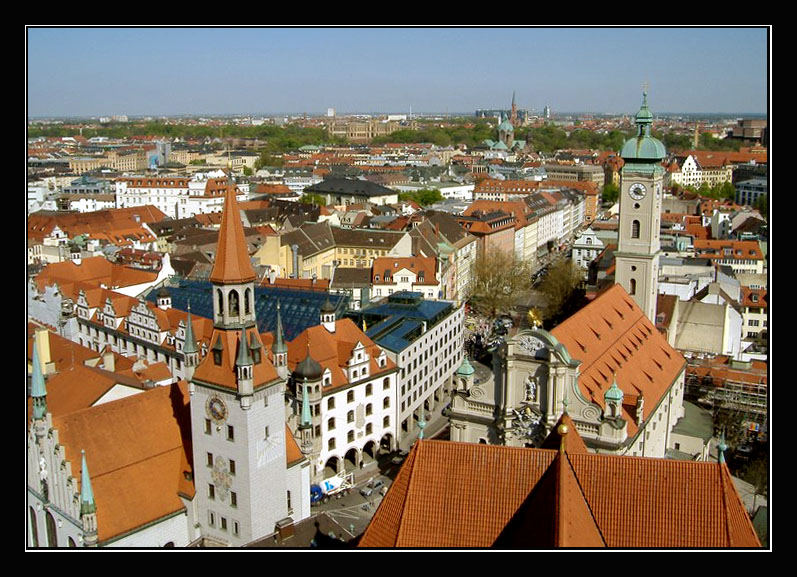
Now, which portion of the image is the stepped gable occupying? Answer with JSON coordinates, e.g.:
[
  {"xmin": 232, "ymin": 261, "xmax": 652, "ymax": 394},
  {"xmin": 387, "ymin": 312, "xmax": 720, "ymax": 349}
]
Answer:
[{"xmin": 50, "ymin": 382, "xmax": 195, "ymax": 544}]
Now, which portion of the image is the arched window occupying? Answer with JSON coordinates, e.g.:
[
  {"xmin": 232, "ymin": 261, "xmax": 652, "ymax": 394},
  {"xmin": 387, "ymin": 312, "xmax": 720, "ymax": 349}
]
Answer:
[
  {"xmin": 46, "ymin": 511, "xmax": 58, "ymax": 547},
  {"xmin": 68, "ymin": 537, "xmax": 77, "ymax": 547},
  {"xmin": 631, "ymin": 220, "xmax": 641, "ymax": 239},
  {"xmin": 229, "ymin": 290, "xmax": 239, "ymax": 317},
  {"xmin": 217, "ymin": 289, "xmax": 224, "ymax": 318},
  {"xmin": 629, "ymin": 278, "xmax": 637, "ymax": 295},
  {"xmin": 29, "ymin": 507, "xmax": 38, "ymax": 547},
  {"xmin": 244, "ymin": 288, "xmax": 252, "ymax": 316}
]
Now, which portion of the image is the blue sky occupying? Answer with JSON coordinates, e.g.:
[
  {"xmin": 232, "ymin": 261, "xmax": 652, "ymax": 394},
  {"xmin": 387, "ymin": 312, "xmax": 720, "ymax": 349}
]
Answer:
[{"xmin": 26, "ymin": 26, "xmax": 770, "ymax": 118}]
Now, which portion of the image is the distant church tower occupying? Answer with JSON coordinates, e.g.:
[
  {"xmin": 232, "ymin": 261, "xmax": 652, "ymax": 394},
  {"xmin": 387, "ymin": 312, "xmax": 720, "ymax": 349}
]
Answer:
[
  {"xmin": 510, "ymin": 91, "xmax": 518, "ymax": 127},
  {"xmin": 615, "ymin": 89, "xmax": 666, "ymax": 322},
  {"xmin": 189, "ymin": 172, "xmax": 298, "ymax": 546}
]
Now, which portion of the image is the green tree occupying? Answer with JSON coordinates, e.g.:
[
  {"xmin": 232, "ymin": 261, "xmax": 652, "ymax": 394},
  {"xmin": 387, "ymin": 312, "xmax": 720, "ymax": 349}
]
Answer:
[
  {"xmin": 602, "ymin": 182, "xmax": 620, "ymax": 205},
  {"xmin": 538, "ymin": 258, "xmax": 585, "ymax": 326},
  {"xmin": 469, "ymin": 248, "xmax": 533, "ymax": 319},
  {"xmin": 398, "ymin": 189, "xmax": 444, "ymax": 206},
  {"xmin": 718, "ymin": 181, "xmax": 736, "ymax": 202},
  {"xmin": 299, "ymin": 193, "xmax": 326, "ymax": 207}
]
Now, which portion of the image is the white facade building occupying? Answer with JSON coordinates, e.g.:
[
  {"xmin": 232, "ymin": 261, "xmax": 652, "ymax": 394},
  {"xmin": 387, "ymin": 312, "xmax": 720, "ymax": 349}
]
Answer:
[{"xmin": 571, "ymin": 227, "xmax": 604, "ymax": 270}]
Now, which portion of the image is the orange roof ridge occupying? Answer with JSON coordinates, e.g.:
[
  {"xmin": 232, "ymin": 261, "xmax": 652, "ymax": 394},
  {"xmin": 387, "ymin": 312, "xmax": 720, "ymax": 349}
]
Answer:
[
  {"xmin": 393, "ymin": 440, "xmax": 423, "ymax": 546},
  {"xmin": 209, "ymin": 178, "xmax": 256, "ymax": 284}
]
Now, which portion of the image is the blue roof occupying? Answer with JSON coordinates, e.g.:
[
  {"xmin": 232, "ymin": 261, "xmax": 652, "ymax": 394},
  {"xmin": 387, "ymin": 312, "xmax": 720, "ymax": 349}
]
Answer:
[
  {"xmin": 145, "ymin": 279, "xmax": 348, "ymax": 341},
  {"xmin": 349, "ymin": 291, "xmax": 456, "ymax": 353}
]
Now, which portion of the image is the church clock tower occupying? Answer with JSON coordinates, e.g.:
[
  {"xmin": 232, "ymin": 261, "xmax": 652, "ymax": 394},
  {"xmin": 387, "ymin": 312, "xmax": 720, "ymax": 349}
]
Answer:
[
  {"xmin": 615, "ymin": 90, "xmax": 666, "ymax": 322},
  {"xmin": 189, "ymin": 173, "xmax": 293, "ymax": 546}
]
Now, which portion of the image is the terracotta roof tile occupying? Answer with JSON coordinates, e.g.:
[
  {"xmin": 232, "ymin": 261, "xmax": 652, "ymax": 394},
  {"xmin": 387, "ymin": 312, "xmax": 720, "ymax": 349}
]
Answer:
[
  {"xmin": 360, "ymin": 438, "xmax": 761, "ymax": 548},
  {"xmin": 51, "ymin": 382, "xmax": 194, "ymax": 543},
  {"xmin": 209, "ymin": 181, "xmax": 257, "ymax": 284},
  {"xmin": 550, "ymin": 285, "xmax": 685, "ymax": 438}
]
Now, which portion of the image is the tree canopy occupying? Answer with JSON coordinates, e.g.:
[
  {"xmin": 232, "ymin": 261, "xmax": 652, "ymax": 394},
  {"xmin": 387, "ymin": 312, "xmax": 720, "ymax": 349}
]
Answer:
[{"xmin": 468, "ymin": 248, "xmax": 533, "ymax": 318}]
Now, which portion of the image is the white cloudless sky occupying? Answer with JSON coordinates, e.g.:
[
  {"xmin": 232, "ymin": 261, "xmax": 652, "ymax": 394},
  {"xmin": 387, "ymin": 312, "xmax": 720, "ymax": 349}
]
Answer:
[{"xmin": 26, "ymin": 26, "xmax": 770, "ymax": 117}]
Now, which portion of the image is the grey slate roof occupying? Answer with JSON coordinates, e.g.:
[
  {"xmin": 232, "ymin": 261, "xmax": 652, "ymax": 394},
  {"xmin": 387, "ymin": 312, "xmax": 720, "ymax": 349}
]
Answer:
[{"xmin": 305, "ymin": 177, "xmax": 397, "ymax": 198}]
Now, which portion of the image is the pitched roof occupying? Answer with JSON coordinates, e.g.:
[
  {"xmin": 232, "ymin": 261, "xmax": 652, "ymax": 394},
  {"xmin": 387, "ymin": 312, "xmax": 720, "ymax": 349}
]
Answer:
[
  {"xmin": 287, "ymin": 319, "xmax": 396, "ymax": 391},
  {"xmin": 372, "ymin": 256, "xmax": 438, "ymax": 285},
  {"xmin": 359, "ymin": 435, "xmax": 761, "ymax": 548},
  {"xmin": 34, "ymin": 256, "xmax": 158, "ymax": 294},
  {"xmin": 550, "ymin": 284, "xmax": 686, "ymax": 438},
  {"xmin": 192, "ymin": 327, "xmax": 279, "ymax": 391},
  {"xmin": 51, "ymin": 381, "xmax": 194, "ymax": 543},
  {"xmin": 209, "ymin": 179, "xmax": 256, "ymax": 284}
]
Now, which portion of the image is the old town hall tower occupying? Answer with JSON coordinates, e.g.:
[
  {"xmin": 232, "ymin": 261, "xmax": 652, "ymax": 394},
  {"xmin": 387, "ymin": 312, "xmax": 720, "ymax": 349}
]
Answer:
[{"xmin": 188, "ymin": 173, "xmax": 309, "ymax": 546}]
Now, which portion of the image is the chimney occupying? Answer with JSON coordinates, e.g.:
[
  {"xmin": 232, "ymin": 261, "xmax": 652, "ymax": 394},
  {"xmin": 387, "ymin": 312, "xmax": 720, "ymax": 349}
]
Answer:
[
  {"xmin": 275, "ymin": 518, "xmax": 295, "ymax": 544},
  {"xmin": 291, "ymin": 244, "xmax": 299, "ymax": 279}
]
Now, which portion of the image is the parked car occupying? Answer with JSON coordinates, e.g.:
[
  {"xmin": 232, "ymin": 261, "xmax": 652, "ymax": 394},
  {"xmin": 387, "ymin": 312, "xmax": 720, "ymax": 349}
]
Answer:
[{"xmin": 360, "ymin": 479, "xmax": 385, "ymax": 497}]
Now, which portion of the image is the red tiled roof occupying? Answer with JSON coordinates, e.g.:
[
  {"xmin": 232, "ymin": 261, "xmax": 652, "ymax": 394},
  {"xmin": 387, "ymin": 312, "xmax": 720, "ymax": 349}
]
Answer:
[
  {"xmin": 359, "ymin": 434, "xmax": 761, "ymax": 548},
  {"xmin": 51, "ymin": 382, "xmax": 195, "ymax": 543},
  {"xmin": 550, "ymin": 284, "xmax": 686, "ymax": 438},
  {"xmin": 287, "ymin": 319, "xmax": 396, "ymax": 391},
  {"xmin": 192, "ymin": 327, "xmax": 279, "ymax": 391},
  {"xmin": 209, "ymin": 180, "xmax": 257, "ymax": 284}
]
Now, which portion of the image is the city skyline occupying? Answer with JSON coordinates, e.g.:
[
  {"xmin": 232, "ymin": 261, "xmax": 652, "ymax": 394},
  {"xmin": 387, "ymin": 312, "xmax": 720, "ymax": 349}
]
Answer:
[{"xmin": 27, "ymin": 26, "xmax": 770, "ymax": 118}]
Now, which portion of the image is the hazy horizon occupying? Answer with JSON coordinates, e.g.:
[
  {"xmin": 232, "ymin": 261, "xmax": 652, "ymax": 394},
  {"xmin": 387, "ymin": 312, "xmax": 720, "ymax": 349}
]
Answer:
[{"xmin": 27, "ymin": 26, "xmax": 770, "ymax": 119}]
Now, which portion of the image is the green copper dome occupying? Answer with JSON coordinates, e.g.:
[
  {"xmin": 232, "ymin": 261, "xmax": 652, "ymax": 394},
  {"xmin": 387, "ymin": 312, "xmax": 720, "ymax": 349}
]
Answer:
[
  {"xmin": 604, "ymin": 378, "xmax": 624, "ymax": 402},
  {"xmin": 621, "ymin": 91, "xmax": 666, "ymax": 162},
  {"xmin": 457, "ymin": 355, "xmax": 476, "ymax": 376},
  {"xmin": 498, "ymin": 114, "xmax": 514, "ymax": 133}
]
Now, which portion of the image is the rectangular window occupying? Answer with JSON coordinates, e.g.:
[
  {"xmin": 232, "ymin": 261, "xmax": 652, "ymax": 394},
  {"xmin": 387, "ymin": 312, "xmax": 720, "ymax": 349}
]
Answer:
[
  {"xmin": 221, "ymin": 517, "xmax": 227, "ymax": 531},
  {"xmin": 265, "ymin": 426, "xmax": 270, "ymax": 439},
  {"xmin": 229, "ymin": 459, "xmax": 236, "ymax": 475},
  {"xmin": 231, "ymin": 492, "xmax": 237, "ymax": 508},
  {"xmin": 227, "ymin": 425, "xmax": 235, "ymax": 441},
  {"xmin": 208, "ymin": 484, "xmax": 215, "ymax": 500},
  {"xmin": 205, "ymin": 419, "xmax": 212, "ymax": 435},
  {"xmin": 209, "ymin": 512, "xmax": 215, "ymax": 527},
  {"xmin": 233, "ymin": 521, "xmax": 239, "ymax": 536},
  {"xmin": 206, "ymin": 452, "xmax": 213, "ymax": 467}
]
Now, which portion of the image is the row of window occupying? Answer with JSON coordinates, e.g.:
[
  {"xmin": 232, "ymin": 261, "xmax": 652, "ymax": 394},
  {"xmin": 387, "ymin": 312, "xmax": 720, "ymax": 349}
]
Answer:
[{"xmin": 326, "ymin": 419, "xmax": 387, "ymax": 451}]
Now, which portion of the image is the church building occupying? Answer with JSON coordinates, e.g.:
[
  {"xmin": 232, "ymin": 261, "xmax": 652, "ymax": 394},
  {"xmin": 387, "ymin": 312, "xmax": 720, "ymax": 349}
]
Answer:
[{"xmin": 449, "ymin": 92, "xmax": 687, "ymax": 457}]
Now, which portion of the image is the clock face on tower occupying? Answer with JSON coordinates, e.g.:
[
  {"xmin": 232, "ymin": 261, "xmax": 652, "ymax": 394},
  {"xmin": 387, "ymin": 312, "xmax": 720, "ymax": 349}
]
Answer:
[
  {"xmin": 628, "ymin": 182, "xmax": 647, "ymax": 200},
  {"xmin": 206, "ymin": 395, "xmax": 228, "ymax": 424}
]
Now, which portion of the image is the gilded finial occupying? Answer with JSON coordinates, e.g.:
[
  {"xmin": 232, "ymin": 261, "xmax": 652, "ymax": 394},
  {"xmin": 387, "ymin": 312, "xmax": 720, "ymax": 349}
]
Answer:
[{"xmin": 557, "ymin": 422, "xmax": 568, "ymax": 454}]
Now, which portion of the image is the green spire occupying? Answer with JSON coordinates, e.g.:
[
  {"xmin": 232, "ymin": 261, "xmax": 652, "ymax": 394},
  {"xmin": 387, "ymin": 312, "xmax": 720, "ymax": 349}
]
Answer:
[
  {"xmin": 31, "ymin": 340, "xmax": 47, "ymax": 420},
  {"xmin": 635, "ymin": 89, "xmax": 654, "ymax": 132},
  {"xmin": 183, "ymin": 301, "xmax": 197, "ymax": 354},
  {"xmin": 604, "ymin": 375, "xmax": 624, "ymax": 403},
  {"xmin": 80, "ymin": 450, "xmax": 96, "ymax": 515},
  {"xmin": 718, "ymin": 431, "xmax": 728, "ymax": 465},
  {"xmin": 236, "ymin": 328, "xmax": 253, "ymax": 368},
  {"xmin": 273, "ymin": 300, "xmax": 287, "ymax": 354},
  {"xmin": 620, "ymin": 88, "xmax": 666, "ymax": 162},
  {"xmin": 300, "ymin": 378, "xmax": 312, "ymax": 428}
]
